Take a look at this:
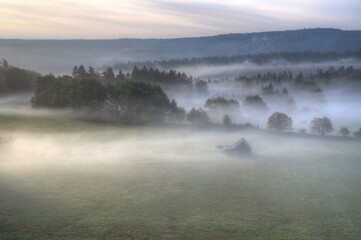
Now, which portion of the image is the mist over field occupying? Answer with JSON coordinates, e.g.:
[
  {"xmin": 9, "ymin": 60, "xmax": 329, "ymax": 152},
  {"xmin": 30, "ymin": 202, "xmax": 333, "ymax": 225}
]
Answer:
[
  {"xmin": 1, "ymin": 12, "xmax": 361, "ymax": 238},
  {"xmin": 1, "ymin": 116, "xmax": 361, "ymax": 238}
]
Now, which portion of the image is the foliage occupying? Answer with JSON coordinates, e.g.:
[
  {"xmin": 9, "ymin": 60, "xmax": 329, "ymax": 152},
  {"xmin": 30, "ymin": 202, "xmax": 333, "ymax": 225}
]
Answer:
[
  {"xmin": 167, "ymin": 100, "xmax": 186, "ymax": 124},
  {"xmin": 286, "ymin": 97, "xmax": 296, "ymax": 111},
  {"xmin": 31, "ymin": 75, "xmax": 107, "ymax": 108},
  {"xmin": 354, "ymin": 128, "xmax": 361, "ymax": 138},
  {"xmin": 108, "ymin": 80, "xmax": 174, "ymax": 123},
  {"xmin": 195, "ymin": 80, "xmax": 208, "ymax": 94},
  {"xmin": 114, "ymin": 49, "xmax": 361, "ymax": 71},
  {"xmin": 73, "ymin": 65, "xmax": 101, "ymax": 79},
  {"xmin": 261, "ymin": 82, "xmax": 275, "ymax": 95},
  {"xmin": 116, "ymin": 70, "xmax": 126, "ymax": 81},
  {"xmin": 130, "ymin": 66, "xmax": 193, "ymax": 87},
  {"xmin": 310, "ymin": 117, "xmax": 334, "ymax": 135},
  {"xmin": 242, "ymin": 95, "xmax": 267, "ymax": 111},
  {"xmin": 205, "ymin": 97, "xmax": 239, "ymax": 109},
  {"xmin": 339, "ymin": 127, "xmax": 350, "ymax": 137},
  {"xmin": 32, "ymin": 66, "xmax": 188, "ymax": 124},
  {"xmin": 187, "ymin": 108, "xmax": 210, "ymax": 127},
  {"xmin": 102, "ymin": 67, "xmax": 116, "ymax": 83},
  {"xmin": 267, "ymin": 112, "xmax": 292, "ymax": 131},
  {"xmin": 0, "ymin": 59, "xmax": 38, "ymax": 94},
  {"xmin": 222, "ymin": 114, "xmax": 232, "ymax": 128}
]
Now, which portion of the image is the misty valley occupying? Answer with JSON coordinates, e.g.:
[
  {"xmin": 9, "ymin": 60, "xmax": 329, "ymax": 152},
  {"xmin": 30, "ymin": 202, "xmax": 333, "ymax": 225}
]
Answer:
[{"xmin": 1, "ymin": 47, "xmax": 361, "ymax": 239}]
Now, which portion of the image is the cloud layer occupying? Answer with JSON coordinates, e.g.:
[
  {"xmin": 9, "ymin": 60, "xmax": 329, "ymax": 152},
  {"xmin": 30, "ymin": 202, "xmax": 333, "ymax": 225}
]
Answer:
[{"xmin": 0, "ymin": 0, "xmax": 360, "ymax": 39}]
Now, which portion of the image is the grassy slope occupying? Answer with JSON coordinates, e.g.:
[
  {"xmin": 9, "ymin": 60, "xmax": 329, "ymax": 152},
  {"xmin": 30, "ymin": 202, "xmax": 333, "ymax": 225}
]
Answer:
[{"xmin": 1, "ymin": 115, "xmax": 361, "ymax": 239}]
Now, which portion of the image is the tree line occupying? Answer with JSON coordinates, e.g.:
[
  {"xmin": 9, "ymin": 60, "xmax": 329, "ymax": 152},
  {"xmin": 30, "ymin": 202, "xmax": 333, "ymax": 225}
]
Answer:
[
  {"xmin": 113, "ymin": 50, "xmax": 361, "ymax": 71},
  {"xmin": 237, "ymin": 66, "xmax": 361, "ymax": 88},
  {"xmin": 72, "ymin": 65, "xmax": 194, "ymax": 88},
  {"xmin": 0, "ymin": 59, "xmax": 39, "ymax": 94},
  {"xmin": 31, "ymin": 74, "xmax": 187, "ymax": 124}
]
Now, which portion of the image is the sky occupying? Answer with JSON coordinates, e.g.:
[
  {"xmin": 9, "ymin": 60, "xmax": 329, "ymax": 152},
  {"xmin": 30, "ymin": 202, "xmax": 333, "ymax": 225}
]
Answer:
[{"xmin": 0, "ymin": 0, "xmax": 360, "ymax": 39}]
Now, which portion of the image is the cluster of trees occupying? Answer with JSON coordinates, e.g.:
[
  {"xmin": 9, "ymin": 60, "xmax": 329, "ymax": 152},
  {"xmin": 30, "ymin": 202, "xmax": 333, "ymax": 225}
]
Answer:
[
  {"xmin": 203, "ymin": 94, "xmax": 268, "ymax": 115},
  {"xmin": 242, "ymin": 95, "xmax": 268, "ymax": 111},
  {"xmin": 31, "ymin": 75, "xmax": 107, "ymax": 108},
  {"xmin": 31, "ymin": 75, "xmax": 185, "ymax": 124},
  {"xmin": 0, "ymin": 59, "xmax": 38, "ymax": 94},
  {"xmin": 238, "ymin": 66, "xmax": 361, "ymax": 91},
  {"xmin": 114, "ymin": 50, "xmax": 361, "ymax": 71},
  {"xmin": 354, "ymin": 128, "xmax": 361, "ymax": 138},
  {"xmin": 31, "ymin": 73, "xmax": 232, "ymax": 127},
  {"xmin": 205, "ymin": 97, "xmax": 239, "ymax": 110},
  {"xmin": 261, "ymin": 83, "xmax": 297, "ymax": 107},
  {"xmin": 130, "ymin": 66, "xmax": 193, "ymax": 87},
  {"xmin": 266, "ymin": 112, "xmax": 334, "ymax": 136},
  {"xmin": 25, "ymin": 71, "xmax": 361, "ymax": 135},
  {"xmin": 310, "ymin": 66, "xmax": 361, "ymax": 84},
  {"xmin": 185, "ymin": 107, "xmax": 256, "ymax": 130},
  {"xmin": 267, "ymin": 112, "xmax": 325, "ymax": 135},
  {"xmin": 72, "ymin": 65, "xmax": 198, "ymax": 89},
  {"xmin": 339, "ymin": 127, "xmax": 361, "ymax": 138},
  {"xmin": 265, "ymin": 112, "xmax": 361, "ymax": 138}
]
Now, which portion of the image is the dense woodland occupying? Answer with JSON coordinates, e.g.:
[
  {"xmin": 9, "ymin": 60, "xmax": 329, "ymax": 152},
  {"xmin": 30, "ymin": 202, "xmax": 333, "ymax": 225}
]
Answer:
[
  {"xmin": 72, "ymin": 65, "xmax": 193, "ymax": 88},
  {"xmin": 236, "ymin": 65, "xmax": 361, "ymax": 87},
  {"xmin": 114, "ymin": 50, "xmax": 361, "ymax": 71},
  {"xmin": 31, "ymin": 75, "xmax": 185, "ymax": 124},
  {"xmin": 0, "ymin": 59, "xmax": 38, "ymax": 93}
]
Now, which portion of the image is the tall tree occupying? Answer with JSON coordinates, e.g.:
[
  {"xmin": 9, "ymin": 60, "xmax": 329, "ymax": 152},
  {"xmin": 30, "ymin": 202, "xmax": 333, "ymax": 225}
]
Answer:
[
  {"xmin": 77, "ymin": 65, "xmax": 87, "ymax": 78},
  {"xmin": 72, "ymin": 66, "xmax": 79, "ymax": 77},
  {"xmin": 102, "ymin": 67, "xmax": 115, "ymax": 83},
  {"xmin": 116, "ymin": 70, "xmax": 126, "ymax": 81}
]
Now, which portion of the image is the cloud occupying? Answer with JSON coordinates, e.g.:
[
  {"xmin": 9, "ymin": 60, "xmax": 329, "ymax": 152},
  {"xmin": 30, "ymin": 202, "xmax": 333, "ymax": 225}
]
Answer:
[{"xmin": 0, "ymin": 0, "xmax": 360, "ymax": 39}]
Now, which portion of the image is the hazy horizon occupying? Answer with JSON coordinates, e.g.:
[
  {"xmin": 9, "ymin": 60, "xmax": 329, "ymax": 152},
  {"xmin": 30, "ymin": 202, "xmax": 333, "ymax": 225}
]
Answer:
[{"xmin": 1, "ymin": 27, "xmax": 360, "ymax": 41}]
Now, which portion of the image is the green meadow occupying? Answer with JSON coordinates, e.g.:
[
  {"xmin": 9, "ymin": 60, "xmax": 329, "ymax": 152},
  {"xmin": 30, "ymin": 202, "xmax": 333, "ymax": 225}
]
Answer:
[{"xmin": 1, "ymin": 115, "xmax": 361, "ymax": 239}]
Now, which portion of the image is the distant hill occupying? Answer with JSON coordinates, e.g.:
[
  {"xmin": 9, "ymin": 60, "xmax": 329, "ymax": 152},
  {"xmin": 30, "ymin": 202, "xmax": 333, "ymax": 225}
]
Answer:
[{"xmin": 1, "ymin": 28, "xmax": 361, "ymax": 74}]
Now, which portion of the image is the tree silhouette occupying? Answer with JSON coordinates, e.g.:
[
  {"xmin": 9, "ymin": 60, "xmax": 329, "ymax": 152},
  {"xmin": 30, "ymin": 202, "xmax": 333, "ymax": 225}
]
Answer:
[
  {"xmin": 310, "ymin": 117, "xmax": 333, "ymax": 135},
  {"xmin": 267, "ymin": 112, "xmax": 292, "ymax": 131}
]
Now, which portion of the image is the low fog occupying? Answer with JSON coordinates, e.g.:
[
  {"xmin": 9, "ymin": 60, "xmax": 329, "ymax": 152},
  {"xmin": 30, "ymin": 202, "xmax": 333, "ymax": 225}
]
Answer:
[
  {"xmin": 175, "ymin": 59, "xmax": 361, "ymax": 79},
  {"xmin": 1, "ymin": 66, "xmax": 361, "ymax": 239},
  {"xmin": 2, "ymin": 126, "xmax": 361, "ymax": 176}
]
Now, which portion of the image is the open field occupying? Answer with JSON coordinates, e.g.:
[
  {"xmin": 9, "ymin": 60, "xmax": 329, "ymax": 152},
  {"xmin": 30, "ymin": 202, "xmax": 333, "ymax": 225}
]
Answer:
[{"xmin": 1, "ymin": 115, "xmax": 361, "ymax": 239}]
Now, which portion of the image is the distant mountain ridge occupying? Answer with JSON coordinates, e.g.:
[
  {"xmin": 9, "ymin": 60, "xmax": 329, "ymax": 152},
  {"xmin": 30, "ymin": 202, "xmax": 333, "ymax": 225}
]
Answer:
[{"xmin": 1, "ymin": 28, "xmax": 361, "ymax": 73}]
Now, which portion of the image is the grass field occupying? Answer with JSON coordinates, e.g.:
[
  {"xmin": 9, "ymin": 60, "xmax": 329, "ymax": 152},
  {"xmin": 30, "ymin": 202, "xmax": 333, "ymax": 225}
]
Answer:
[{"xmin": 1, "ymin": 115, "xmax": 361, "ymax": 239}]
